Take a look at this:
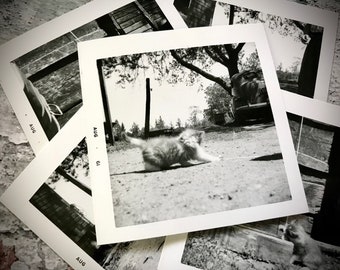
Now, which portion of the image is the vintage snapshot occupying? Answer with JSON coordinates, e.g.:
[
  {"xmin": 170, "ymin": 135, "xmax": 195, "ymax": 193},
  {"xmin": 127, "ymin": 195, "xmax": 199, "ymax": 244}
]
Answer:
[
  {"xmin": 0, "ymin": 0, "xmax": 174, "ymax": 153},
  {"xmin": 159, "ymin": 98, "xmax": 340, "ymax": 270},
  {"xmin": 0, "ymin": 110, "xmax": 165, "ymax": 270},
  {"xmin": 173, "ymin": 0, "xmax": 338, "ymax": 102},
  {"xmin": 79, "ymin": 24, "xmax": 307, "ymax": 244}
]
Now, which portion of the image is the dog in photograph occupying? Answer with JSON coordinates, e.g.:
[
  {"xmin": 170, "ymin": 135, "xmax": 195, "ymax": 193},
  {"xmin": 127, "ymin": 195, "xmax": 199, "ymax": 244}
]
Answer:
[
  {"xmin": 280, "ymin": 220, "xmax": 323, "ymax": 270},
  {"xmin": 122, "ymin": 129, "xmax": 220, "ymax": 171}
]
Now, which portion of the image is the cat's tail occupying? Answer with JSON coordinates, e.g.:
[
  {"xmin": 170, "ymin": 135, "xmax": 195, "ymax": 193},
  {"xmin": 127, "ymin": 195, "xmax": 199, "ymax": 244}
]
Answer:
[{"xmin": 121, "ymin": 132, "xmax": 146, "ymax": 148}]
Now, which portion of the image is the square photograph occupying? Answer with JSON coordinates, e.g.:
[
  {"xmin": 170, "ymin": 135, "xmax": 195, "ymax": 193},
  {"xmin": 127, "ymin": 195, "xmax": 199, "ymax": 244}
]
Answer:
[
  {"xmin": 0, "ymin": 0, "xmax": 172, "ymax": 152},
  {"xmin": 100, "ymin": 43, "xmax": 290, "ymax": 228},
  {"xmin": 79, "ymin": 24, "xmax": 307, "ymax": 244},
  {"xmin": 158, "ymin": 99, "xmax": 340, "ymax": 270},
  {"xmin": 173, "ymin": 0, "xmax": 338, "ymax": 102}
]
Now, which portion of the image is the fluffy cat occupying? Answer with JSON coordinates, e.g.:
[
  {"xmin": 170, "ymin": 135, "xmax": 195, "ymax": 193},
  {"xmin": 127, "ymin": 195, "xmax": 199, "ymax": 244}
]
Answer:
[
  {"xmin": 123, "ymin": 129, "xmax": 220, "ymax": 171},
  {"xmin": 281, "ymin": 220, "xmax": 323, "ymax": 270}
]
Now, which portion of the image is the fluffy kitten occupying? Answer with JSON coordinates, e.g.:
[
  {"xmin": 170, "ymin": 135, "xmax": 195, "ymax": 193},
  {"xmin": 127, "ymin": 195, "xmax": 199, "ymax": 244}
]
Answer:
[
  {"xmin": 123, "ymin": 129, "xmax": 219, "ymax": 171},
  {"xmin": 281, "ymin": 220, "xmax": 323, "ymax": 270}
]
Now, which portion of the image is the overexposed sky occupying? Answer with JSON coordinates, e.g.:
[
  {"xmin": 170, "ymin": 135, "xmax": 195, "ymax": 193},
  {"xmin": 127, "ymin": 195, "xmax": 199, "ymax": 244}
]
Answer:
[
  {"xmin": 52, "ymin": 180, "xmax": 94, "ymax": 223},
  {"xmin": 106, "ymin": 78, "xmax": 207, "ymax": 131},
  {"xmin": 48, "ymin": 166, "xmax": 94, "ymax": 223}
]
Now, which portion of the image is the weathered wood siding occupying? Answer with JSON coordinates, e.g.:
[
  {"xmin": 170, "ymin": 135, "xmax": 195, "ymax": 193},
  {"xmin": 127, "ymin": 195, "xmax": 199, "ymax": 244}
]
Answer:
[
  {"xmin": 13, "ymin": 0, "xmax": 170, "ymax": 130},
  {"xmin": 186, "ymin": 0, "xmax": 216, "ymax": 27}
]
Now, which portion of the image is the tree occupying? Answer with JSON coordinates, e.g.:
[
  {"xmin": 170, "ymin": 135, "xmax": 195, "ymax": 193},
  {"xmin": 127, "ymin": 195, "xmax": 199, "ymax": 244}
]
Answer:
[
  {"xmin": 219, "ymin": 2, "xmax": 319, "ymax": 44},
  {"xmin": 289, "ymin": 58, "xmax": 301, "ymax": 74},
  {"xmin": 188, "ymin": 106, "xmax": 202, "ymax": 127},
  {"xmin": 239, "ymin": 51, "xmax": 261, "ymax": 71},
  {"xmin": 47, "ymin": 138, "xmax": 91, "ymax": 195},
  {"xmin": 176, "ymin": 118, "xmax": 182, "ymax": 128},
  {"xmin": 101, "ymin": 4, "xmax": 253, "ymax": 97},
  {"xmin": 101, "ymin": 2, "xmax": 319, "ymax": 99},
  {"xmin": 204, "ymin": 81, "xmax": 232, "ymax": 121},
  {"xmin": 130, "ymin": 122, "xmax": 140, "ymax": 137},
  {"xmin": 169, "ymin": 44, "xmax": 243, "ymax": 95},
  {"xmin": 154, "ymin": 116, "xmax": 166, "ymax": 130}
]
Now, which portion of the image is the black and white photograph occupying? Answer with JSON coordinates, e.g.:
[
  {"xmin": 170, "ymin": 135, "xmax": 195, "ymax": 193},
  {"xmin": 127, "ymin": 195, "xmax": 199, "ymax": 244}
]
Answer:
[
  {"xmin": 101, "ymin": 43, "xmax": 291, "ymax": 227},
  {"xmin": 0, "ymin": 111, "xmax": 165, "ymax": 270},
  {"xmin": 173, "ymin": 0, "xmax": 338, "ymax": 102},
  {"xmin": 1, "ymin": 0, "xmax": 339, "ymax": 270},
  {"xmin": 158, "ymin": 99, "xmax": 340, "ymax": 270},
  {"xmin": 79, "ymin": 24, "xmax": 307, "ymax": 244},
  {"xmin": 29, "ymin": 139, "xmax": 165, "ymax": 270},
  {"xmin": 0, "ymin": 0, "xmax": 172, "ymax": 153}
]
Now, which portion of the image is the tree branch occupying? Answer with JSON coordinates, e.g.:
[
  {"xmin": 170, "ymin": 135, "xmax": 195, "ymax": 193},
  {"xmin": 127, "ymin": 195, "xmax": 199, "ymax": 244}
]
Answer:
[
  {"xmin": 170, "ymin": 50, "xmax": 231, "ymax": 95},
  {"xmin": 204, "ymin": 46, "xmax": 229, "ymax": 68},
  {"xmin": 235, "ymin": 42, "xmax": 245, "ymax": 54},
  {"xmin": 211, "ymin": 46, "xmax": 231, "ymax": 67},
  {"xmin": 224, "ymin": 43, "xmax": 233, "ymax": 54},
  {"xmin": 293, "ymin": 20, "xmax": 306, "ymax": 33}
]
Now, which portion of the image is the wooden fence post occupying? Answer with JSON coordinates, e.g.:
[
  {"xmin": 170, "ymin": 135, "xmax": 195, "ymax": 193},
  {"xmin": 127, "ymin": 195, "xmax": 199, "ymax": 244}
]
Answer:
[
  {"xmin": 97, "ymin": 59, "xmax": 114, "ymax": 145},
  {"xmin": 145, "ymin": 78, "xmax": 151, "ymax": 139}
]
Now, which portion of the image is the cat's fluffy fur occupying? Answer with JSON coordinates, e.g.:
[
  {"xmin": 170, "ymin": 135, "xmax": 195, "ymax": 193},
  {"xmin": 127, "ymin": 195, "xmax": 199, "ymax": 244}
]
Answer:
[
  {"xmin": 281, "ymin": 220, "xmax": 323, "ymax": 270},
  {"xmin": 123, "ymin": 129, "xmax": 219, "ymax": 171}
]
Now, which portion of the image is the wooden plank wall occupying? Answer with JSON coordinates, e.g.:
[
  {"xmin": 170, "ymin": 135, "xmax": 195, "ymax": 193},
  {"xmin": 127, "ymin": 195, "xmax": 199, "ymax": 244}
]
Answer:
[
  {"xmin": 185, "ymin": 0, "xmax": 216, "ymax": 28},
  {"xmin": 13, "ymin": 0, "xmax": 166, "ymax": 129}
]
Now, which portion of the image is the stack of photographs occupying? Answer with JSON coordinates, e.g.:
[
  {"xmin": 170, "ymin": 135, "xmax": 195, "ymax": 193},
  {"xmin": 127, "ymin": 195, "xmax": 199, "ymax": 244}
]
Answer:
[{"xmin": 0, "ymin": 0, "xmax": 339, "ymax": 269}]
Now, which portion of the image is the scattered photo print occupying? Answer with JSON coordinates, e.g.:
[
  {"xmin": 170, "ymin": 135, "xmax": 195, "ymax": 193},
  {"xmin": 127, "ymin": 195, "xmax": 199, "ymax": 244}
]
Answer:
[
  {"xmin": 12, "ymin": 0, "xmax": 172, "ymax": 140},
  {"xmin": 179, "ymin": 113, "xmax": 340, "ymax": 270},
  {"xmin": 29, "ymin": 138, "xmax": 165, "ymax": 269},
  {"xmin": 173, "ymin": 0, "xmax": 336, "ymax": 100},
  {"xmin": 97, "ymin": 41, "xmax": 291, "ymax": 227}
]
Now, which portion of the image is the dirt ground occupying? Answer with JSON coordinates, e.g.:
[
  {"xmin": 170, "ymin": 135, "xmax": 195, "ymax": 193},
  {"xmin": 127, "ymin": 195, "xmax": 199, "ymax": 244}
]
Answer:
[{"xmin": 107, "ymin": 123, "xmax": 291, "ymax": 227}]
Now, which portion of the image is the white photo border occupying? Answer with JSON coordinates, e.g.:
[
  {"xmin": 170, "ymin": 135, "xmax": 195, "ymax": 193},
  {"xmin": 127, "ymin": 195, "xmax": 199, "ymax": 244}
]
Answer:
[
  {"xmin": 158, "ymin": 97, "xmax": 340, "ymax": 270},
  {"xmin": 212, "ymin": 0, "xmax": 338, "ymax": 102},
  {"xmin": 78, "ymin": 23, "xmax": 308, "ymax": 245},
  {"xmin": 0, "ymin": 108, "xmax": 106, "ymax": 270},
  {"xmin": 0, "ymin": 0, "xmax": 182, "ymax": 154}
]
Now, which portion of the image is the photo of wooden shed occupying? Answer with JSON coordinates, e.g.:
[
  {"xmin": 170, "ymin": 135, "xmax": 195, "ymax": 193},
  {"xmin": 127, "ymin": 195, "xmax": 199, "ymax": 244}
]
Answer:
[
  {"xmin": 173, "ymin": 0, "xmax": 216, "ymax": 27},
  {"xmin": 13, "ymin": 0, "xmax": 172, "ymax": 141}
]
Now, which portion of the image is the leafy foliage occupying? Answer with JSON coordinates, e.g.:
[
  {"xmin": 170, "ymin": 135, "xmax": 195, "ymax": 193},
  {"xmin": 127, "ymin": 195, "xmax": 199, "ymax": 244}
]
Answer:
[
  {"xmin": 48, "ymin": 138, "xmax": 89, "ymax": 184},
  {"xmin": 239, "ymin": 50, "xmax": 261, "ymax": 71},
  {"xmin": 187, "ymin": 106, "xmax": 202, "ymax": 127},
  {"xmin": 101, "ymin": 43, "xmax": 248, "ymax": 95},
  {"xmin": 154, "ymin": 115, "xmax": 166, "ymax": 130},
  {"xmin": 130, "ymin": 122, "xmax": 141, "ymax": 137},
  {"xmin": 219, "ymin": 2, "xmax": 320, "ymax": 44},
  {"xmin": 204, "ymin": 80, "xmax": 232, "ymax": 121}
]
